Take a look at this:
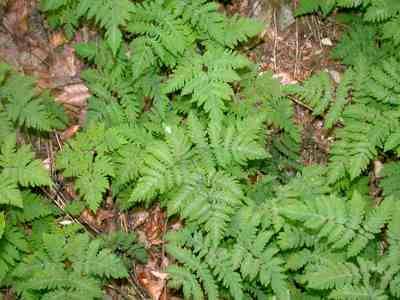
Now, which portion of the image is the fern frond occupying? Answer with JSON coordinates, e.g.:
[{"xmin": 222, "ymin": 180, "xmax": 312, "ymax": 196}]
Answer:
[
  {"xmin": 363, "ymin": 0, "xmax": 400, "ymax": 22},
  {"xmin": 0, "ymin": 135, "xmax": 51, "ymax": 188},
  {"xmin": 167, "ymin": 265, "xmax": 204, "ymax": 300},
  {"xmin": 164, "ymin": 47, "xmax": 250, "ymax": 120},
  {"xmin": 303, "ymin": 260, "xmax": 361, "ymax": 290},
  {"xmin": 83, "ymin": 240, "xmax": 128, "ymax": 279},
  {"xmin": 329, "ymin": 284, "xmax": 387, "ymax": 299},
  {"xmin": 258, "ymin": 247, "xmax": 289, "ymax": 298},
  {"xmin": 0, "ymin": 213, "xmax": 4, "ymax": 240},
  {"xmin": 280, "ymin": 191, "xmax": 390, "ymax": 256},
  {"xmin": 0, "ymin": 225, "xmax": 28, "ymax": 282},
  {"xmin": 206, "ymin": 248, "xmax": 244, "ymax": 300},
  {"xmin": 0, "ymin": 64, "xmax": 66, "ymax": 131},
  {"xmin": 57, "ymin": 124, "xmax": 126, "ymax": 211},
  {"xmin": 327, "ymin": 105, "xmax": 391, "ymax": 182},
  {"xmin": 74, "ymin": 156, "xmax": 114, "ymax": 211},
  {"xmin": 331, "ymin": 23, "xmax": 380, "ymax": 66},
  {"xmin": 128, "ymin": 130, "xmax": 191, "ymax": 204},
  {"xmin": 12, "ymin": 232, "xmax": 127, "ymax": 300},
  {"xmin": 169, "ymin": 171, "xmax": 244, "ymax": 246},
  {"xmin": 178, "ymin": 0, "xmax": 263, "ymax": 48},
  {"xmin": 14, "ymin": 192, "xmax": 55, "ymax": 222},
  {"xmin": 77, "ymin": 0, "xmax": 133, "ymax": 56},
  {"xmin": 166, "ymin": 244, "xmax": 219, "ymax": 300},
  {"xmin": 0, "ymin": 176, "xmax": 23, "ymax": 208}
]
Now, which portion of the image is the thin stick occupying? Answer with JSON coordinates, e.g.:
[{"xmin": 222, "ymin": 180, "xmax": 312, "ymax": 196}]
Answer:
[
  {"xmin": 294, "ymin": 18, "xmax": 300, "ymax": 78},
  {"xmin": 287, "ymin": 95, "xmax": 314, "ymax": 111},
  {"xmin": 273, "ymin": 9, "xmax": 278, "ymax": 72}
]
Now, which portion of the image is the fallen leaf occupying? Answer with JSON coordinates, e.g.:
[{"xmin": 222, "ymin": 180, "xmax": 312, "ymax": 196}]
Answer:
[
  {"xmin": 130, "ymin": 209, "xmax": 150, "ymax": 229},
  {"xmin": 3, "ymin": 0, "xmax": 29, "ymax": 36},
  {"xmin": 136, "ymin": 265, "xmax": 166, "ymax": 300},
  {"xmin": 42, "ymin": 158, "xmax": 51, "ymax": 171},
  {"xmin": 50, "ymin": 31, "xmax": 67, "ymax": 48},
  {"xmin": 50, "ymin": 46, "xmax": 80, "ymax": 78},
  {"xmin": 321, "ymin": 37, "xmax": 333, "ymax": 47},
  {"xmin": 142, "ymin": 205, "xmax": 166, "ymax": 246},
  {"xmin": 61, "ymin": 125, "xmax": 80, "ymax": 141},
  {"xmin": 55, "ymin": 83, "xmax": 90, "ymax": 107},
  {"xmin": 80, "ymin": 208, "xmax": 115, "ymax": 230}
]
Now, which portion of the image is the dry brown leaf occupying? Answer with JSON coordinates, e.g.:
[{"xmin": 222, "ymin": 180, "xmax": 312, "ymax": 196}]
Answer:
[
  {"xmin": 143, "ymin": 205, "xmax": 166, "ymax": 246},
  {"xmin": 130, "ymin": 209, "xmax": 150, "ymax": 229},
  {"xmin": 42, "ymin": 158, "xmax": 51, "ymax": 171},
  {"xmin": 55, "ymin": 83, "xmax": 90, "ymax": 107},
  {"xmin": 80, "ymin": 208, "xmax": 115, "ymax": 230},
  {"xmin": 3, "ymin": 0, "xmax": 29, "ymax": 36},
  {"xmin": 136, "ymin": 265, "xmax": 166, "ymax": 300},
  {"xmin": 80, "ymin": 209, "xmax": 97, "ymax": 227},
  {"xmin": 50, "ymin": 32, "xmax": 67, "ymax": 48},
  {"xmin": 61, "ymin": 125, "xmax": 80, "ymax": 141},
  {"xmin": 50, "ymin": 46, "xmax": 81, "ymax": 78},
  {"xmin": 95, "ymin": 209, "xmax": 115, "ymax": 226}
]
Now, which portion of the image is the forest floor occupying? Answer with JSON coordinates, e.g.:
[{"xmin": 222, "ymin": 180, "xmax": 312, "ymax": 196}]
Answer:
[{"xmin": 0, "ymin": 1, "xmax": 346, "ymax": 299}]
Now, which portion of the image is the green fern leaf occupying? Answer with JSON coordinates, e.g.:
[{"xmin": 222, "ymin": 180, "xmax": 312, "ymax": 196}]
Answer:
[
  {"xmin": 15, "ymin": 192, "xmax": 55, "ymax": 221},
  {"xmin": 167, "ymin": 265, "xmax": 204, "ymax": 300},
  {"xmin": 1, "ymin": 135, "xmax": 51, "ymax": 188},
  {"xmin": 258, "ymin": 248, "xmax": 289, "ymax": 297},
  {"xmin": 329, "ymin": 284, "xmax": 388, "ymax": 300},
  {"xmin": 0, "ymin": 176, "xmax": 23, "ymax": 207},
  {"xmin": 166, "ymin": 244, "xmax": 219, "ymax": 300},
  {"xmin": 77, "ymin": 0, "xmax": 133, "ymax": 56},
  {"xmin": 0, "ymin": 65, "xmax": 66, "ymax": 131},
  {"xmin": 0, "ymin": 213, "xmax": 4, "ymax": 239},
  {"xmin": 75, "ymin": 156, "xmax": 114, "ymax": 211},
  {"xmin": 304, "ymin": 260, "xmax": 361, "ymax": 290},
  {"xmin": 379, "ymin": 162, "xmax": 400, "ymax": 199},
  {"xmin": 85, "ymin": 240, "xmax": 128, "ymax": 279}
]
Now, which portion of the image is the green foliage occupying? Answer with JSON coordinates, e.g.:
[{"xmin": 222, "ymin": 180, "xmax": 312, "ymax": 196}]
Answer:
[
  {"xmin": 57, "ymin": 123, "xmax": 127, "ymax": 211},
  {"xmin": 0, "ymin": 134, "xmax": 51, "ymax": 208},
  {"xmin": 3, "ymin": 0, "xmax": 400, "ymax": 299},
  {"xmin": 379, "ymin": 162, "xmax": 400, "ymax": 199},
  {"xmin": 100, "ymin": 231, "xmax": 148, "ymax": 265},
  {"xmin": 296, "ymin": 0, "xmax": 400, "ymax": 46},
  {"xmin": 163, "ymin": 47, "xmax": 251, "ymax": 120},
  {"xmin": 10, "ymin": 231, "xmax": 128, "ymax": 299},
  {"xmin": 0, "ymin": 63, "xmax": 67, "ymax": 137},
  {"xmin": 285, "ymin": 68, "xmax": 354, "ymax": 129},
  {"xmin": 0, "ymin": 214, "xmax": 4, "ymax": 239}
]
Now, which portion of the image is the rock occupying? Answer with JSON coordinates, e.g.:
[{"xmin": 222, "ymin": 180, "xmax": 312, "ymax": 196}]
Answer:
[
  {"xmin": 277, "ymin": 3, "xmax": 295, "ymax": 30},
  {"xmin": 248, "ymin": 0, "xmax": 295, "ymax": 31}
]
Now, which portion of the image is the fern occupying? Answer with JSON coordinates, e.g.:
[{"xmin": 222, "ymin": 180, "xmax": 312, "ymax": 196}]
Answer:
[
  {"xmin": 280, "ymin": 191, "xmax": 393, "ymax": 257},
  {"xmin": 0, "ymin": 214, "xmax": 4, "ymax": 240},
  {"xmin": 26, "ymin": 1, "xmax": 400, "ymax": 299},
  {"xmin": 127, "ymin": 113, "xmax": 267, "ymax": 205},
  {"xmin": 163, "ymin": 47, "xmax": 251, "ymax": 121},
  {"xmin": 0, "ymin": 224, "xmax": 29, "ymax": 283},
  {"xmin": 379, "ymin": 162, "xmax": 400, "ymax": 199},
  {"xmin": 0, "ymin": 63, "xmax": 67, "ymax": 135},
  {"xmin": 11, "ymin": 232, "xmax": 128, "ymax": 299},
  {"xmin": 0, "ymin": 135, "xmax": 51, "ymax": 208},
  {"xmin": 285, "ymin": 68, "xmax": 354, "ymax": 129},
  {"xmin": 77, "ymin": 0, "xmax": 133, "ymax": 56},
  {"xmin": 166, "ymin": 244, "xmax": 219, "ymax": 300},
  {"xmin": 57, "ymin": 123, "xmax": 127, "ymax": 211}
]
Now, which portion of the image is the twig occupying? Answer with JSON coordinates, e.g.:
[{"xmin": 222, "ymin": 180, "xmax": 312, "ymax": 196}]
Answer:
[
  {"xmin": 287, "ymin": 95, "xmax": 314, "ymax": 111},
  {"xmin": 294, "ymin": 18, "xmax": 299, "ymax": 78},
  {"xmin": 273, "ymin": 9, "xmax": 278, "ymax": 72}
]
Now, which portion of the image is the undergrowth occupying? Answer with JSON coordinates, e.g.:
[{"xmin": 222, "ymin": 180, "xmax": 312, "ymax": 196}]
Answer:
[{"xmin": 1, "ymin": 0, "xmax": 400, "ymax": 299}]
